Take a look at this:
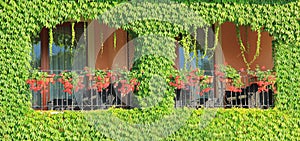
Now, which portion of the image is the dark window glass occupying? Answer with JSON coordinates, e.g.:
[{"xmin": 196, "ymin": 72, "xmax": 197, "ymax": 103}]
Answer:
[{"xmin": 31, "ymin": 37, "xmax": 41, "ymax": 69}]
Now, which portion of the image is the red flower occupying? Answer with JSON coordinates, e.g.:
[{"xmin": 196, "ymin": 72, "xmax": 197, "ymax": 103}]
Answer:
[
  {"xmin": 26, "ymin": 79, "xmax": 32, "ymax": 84},
  {"xmin": 107, "ymin": 72, "xmax": 112, "ymax": 77},
  {"xmin": 202, "ymin": 88, "xmax": 211, "ymax": 93},
  {"xmin": 257, "ymin": 81, "xmax": 264, "ymax": 87},
  {"xmin": 227, "ymin": 86, "xmax": 242, "ymax": 92}
]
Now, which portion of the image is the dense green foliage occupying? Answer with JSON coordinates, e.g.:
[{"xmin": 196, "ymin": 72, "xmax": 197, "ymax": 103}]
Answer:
[
  {"xmin": 131, "ymin": 36, "xmax": 177, "ymax": 108},
  {"xmin": 179, "ymin": 0, "xmax": 297, "ymax": 4},
  {"xmin": 275, "ymin": 42, "xmax": 300, "ymax": 110},
  {"xmin": 1, "ymin": 109, "xmax": 300, "ymax": 140},
  {"xmin": 0, "ymin": 0, "xmax": 299, "ymax": 140}
]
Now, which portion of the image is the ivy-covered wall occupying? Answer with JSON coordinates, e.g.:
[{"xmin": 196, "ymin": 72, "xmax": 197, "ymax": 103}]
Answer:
[
  {"xmin": 0, "ymin": 0, "xmax": 299, "ymax": 140},
  {"xmin": 1, "ymin": 109, "xmax": 300, "ymax": 140}
]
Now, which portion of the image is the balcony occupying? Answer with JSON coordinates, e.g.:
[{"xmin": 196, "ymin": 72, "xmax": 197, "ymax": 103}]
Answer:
[{"xmin": 29, "ymin": 68, "xmax": 275, "ymax": 110}]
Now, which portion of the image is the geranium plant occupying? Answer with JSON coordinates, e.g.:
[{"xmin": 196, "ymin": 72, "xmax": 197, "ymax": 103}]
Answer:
[
  {"xmin": 216, "ymin": 64, "xmax": 244, "ymax": 92},
  {"xmin": 114, "ymin": 69, "xmax": 139, "ymax": 96},
  {"xmin": 56, "ymin": 71, "xmax": 84, "ymax": 94},
  {"xmin": 169, "ymin": 68, "xmax": 211, "ymax": 96},
  {"xmin": 88, "ymin": 68, "xmax": 112, "ymax": 92},
  {"xmin": 248, "ymin": 66, "xmax": 276, "ymax": 93},
  {"xmin": 26, "ymin": 69, "xmax": 55, "ymax": 95}
]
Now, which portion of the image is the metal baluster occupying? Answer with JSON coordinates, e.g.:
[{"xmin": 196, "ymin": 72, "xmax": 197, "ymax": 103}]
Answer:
[{"xmin": 267, "ymin": 90, "xmax": 270, "ymax": 108}]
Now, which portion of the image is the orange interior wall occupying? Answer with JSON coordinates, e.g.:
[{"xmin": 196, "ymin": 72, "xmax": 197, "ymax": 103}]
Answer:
[
  {"xmin": 221, "ymin": 22, "xmax": 247, "ymax": 70},
  {"xmin": 247, "ymin": 27, "xmax": 273, "ymax": 70},
  {"xmin": 221, "ymin": 22, "xmax": 273, "ymax": 70},
  {"xmin": 93, "ymin": 22, "xmax": 273, "ymax": 71},
  {"xmin": 94, "ymin": 23, "xmax": 128, "ymax": 70}
]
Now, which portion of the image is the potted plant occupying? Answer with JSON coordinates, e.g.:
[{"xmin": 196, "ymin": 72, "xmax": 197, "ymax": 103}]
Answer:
[
  {"xmin": 84, "ymin": 67, "xmax": 112, "ymax": 92},
  {"xmin": 113, "ymin": 69, "xmax": 139, "ymax": 96},
  {"xmin": 216, "ymin": 64, "xmax": 244, "ymax": 92},
  {"xmin": 215, "ymin": 64, "xmax": 245, "ymax": 106},
  {"xmin": 170, "ymin": 68, "xmax": 212, "ymax": 107},
  {"xmin": 248, "ymin": 65, "xmax": 276, "ymax": 93},
  {"xmin": 56, "ymin": 71, "xmax": 84, "ymax": 94},
  {"xmin": 27, "ymin": 69, "xmax": 55, "ymax": 95},
  {"xmin": 170, "ymin": 68, "xmax": 211, "ymax": 96},
  {"xmin": 240, "ymin": 65, "xmax": 276, "ymax": 108}
]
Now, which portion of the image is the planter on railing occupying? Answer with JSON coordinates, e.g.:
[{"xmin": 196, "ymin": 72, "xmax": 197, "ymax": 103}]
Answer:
[
  {"xmin": 245, "ymin": 73, "xmax": 275, "ymax": 108},
  {"xmin": 27, "ymin": 66, "xmax": 276, "ymax": 110}
]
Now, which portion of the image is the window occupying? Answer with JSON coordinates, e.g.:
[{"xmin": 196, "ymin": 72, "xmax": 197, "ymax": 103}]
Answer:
[
  {"xmin": 31, "ymin": 22, "xmax": 88, "ymax": 71},
  {"xmin": 30, "ymin": 21, "xmax": 133, "ymax": 110},
  {"xmin": 30, "ymin": 22, "xmax": 88, "ymax": 110}
]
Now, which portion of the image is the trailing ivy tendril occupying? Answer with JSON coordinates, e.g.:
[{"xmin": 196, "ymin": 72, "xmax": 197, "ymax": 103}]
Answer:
[
  {"xmin": 49, "ymin": 28, "xmax": 53, "ymax": 57},
  {"xmin": 207, "ymin": 24, "xmax": 220, "ymax": 60},
  {"xmin": 236, "ymin": 25, "xmax": 261, "ymax": 69},
  {"xmin": 71, "ymin": 22, "xmax": 75, "ymax": 53},
  {"xmin": 114, "ymin": 31, "xmax": 117, "ymax": 49},
  {"xmin": 202, "ymin": 27, "xmax": 208, "ymax": 59}
]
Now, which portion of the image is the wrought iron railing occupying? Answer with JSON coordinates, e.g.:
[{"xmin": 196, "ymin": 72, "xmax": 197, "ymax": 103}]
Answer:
[
  {"xmin": 174, "ymin": 74, "xmax": 275, "ymax": 109},
  {"xmin": 29, "ymin": 70, "xmax": 275, "ymax": 110}
]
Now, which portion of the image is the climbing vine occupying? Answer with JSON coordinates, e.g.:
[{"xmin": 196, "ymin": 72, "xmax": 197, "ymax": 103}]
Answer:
[
  {"xmin": 114, "ymin": 31, "xmax": 117, "ymax": 49},
  {"xmin": 0, "ymin": 0, "xmax": 299, "ymax": 140},
  {"xmin": 181, "ymin": 35, "xmax": 193, "ymax": 70},
  {"xmin": 71, "ymin": 22, "xmax": 75, "ymax": 52},
  {"xmin": 236, "ymin": 25, "xmax": 261, "ymax": 69},
  {"xmin": 100, "ymin": 23, "xmax": 104, "ymax": 54},
  {"xmin": 202, "ymin": 27, "xmax": 209, "ymax": 58},
  {"xmin": 207, "ymin": 24, "xmax": 220, "ymax": 60},
  {"xmin": 49, "ymin": 28, "xmax": 53, "ymax": 57},
  {"xmin": 101, "ymin": 0, "xmax": 299, "ymax": 110}
]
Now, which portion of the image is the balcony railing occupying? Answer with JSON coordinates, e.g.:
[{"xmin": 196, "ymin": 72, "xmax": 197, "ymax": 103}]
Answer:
[
  {"xmin": 174, "ymin": 71, "xmax": 275, "ymax": 109},
  {"xmin": 29, "ymin": 69, "xmax": 275, "ymax": 110}
]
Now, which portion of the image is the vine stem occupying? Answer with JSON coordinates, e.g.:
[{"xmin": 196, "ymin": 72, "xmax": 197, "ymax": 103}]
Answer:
[
  {"xmin": 49, "ymin": 28, "xmax": 53, "ymax": 70},
  {"xmin": 248, "ymin": 29, "xmax": 261, "ymax": 67},
  {"xmin": 100, "ymin": 23, "xmax": 104, "ymax": 54},
  {"xmin": 236, "ymin": 25, "xmax": 261, "ymax": 69},
  {"xmin": 49, "ymin": 28, "xmax": 53, "ymax": 57},
  {"xmin": 114, "ymin": 31, "xmax": 117, "ymax": 49},
  {"xmin": 202, "ymin": 27, "xmax": 208, "ymax": 59},
  {"xmin": 236, "ymin": 25, "xmax": 247, "ymax": 53},
  {"xmin": 193, "ymin": 27, "xmax": 198, "ymax": 68},
  {"xmin": 71, "ymin": 22, "xmax": 75, "ymax": 52},
  {"xmin": 207, "ymin": 24, "xmax": 220, "ymax": 60},
  {"xmin": 182, "ymin": 35, "xmax": 191, "ymax": 70}
]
